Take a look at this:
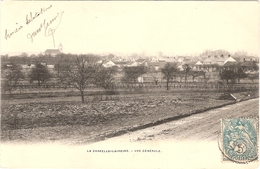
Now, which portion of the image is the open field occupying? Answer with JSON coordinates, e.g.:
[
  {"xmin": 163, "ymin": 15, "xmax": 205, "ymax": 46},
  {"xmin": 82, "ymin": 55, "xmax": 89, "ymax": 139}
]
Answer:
[
  {"xmin": 1, "ymin": 99, "xmax": 258, "ymax": 169},
  {"xmin": 1, "ymin": 90, "xmax": 258, "ymax": 144}
]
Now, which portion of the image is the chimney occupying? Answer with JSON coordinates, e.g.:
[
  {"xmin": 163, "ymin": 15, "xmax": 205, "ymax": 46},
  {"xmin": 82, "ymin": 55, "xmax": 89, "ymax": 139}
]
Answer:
[
  {"xmin": 221, "ymin": 55, "xmax": 224, "ymax": 58},
  {"xmin": 244, "ymin": 58, "xmax": 246, "ymax": 62},
  {"xmin": 228, "ymin": 55, "xmax": 230, "ymax": 58}
]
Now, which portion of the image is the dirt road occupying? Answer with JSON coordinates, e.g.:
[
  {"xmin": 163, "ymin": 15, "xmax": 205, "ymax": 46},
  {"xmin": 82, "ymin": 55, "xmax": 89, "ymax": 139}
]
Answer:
[
  {"xmin": 83, "ymin": 98, "xmax": 259, "ymax": 169},
  {"xmin": 104, "ymin": 98, "xmax": 259, "ymax": 143}
]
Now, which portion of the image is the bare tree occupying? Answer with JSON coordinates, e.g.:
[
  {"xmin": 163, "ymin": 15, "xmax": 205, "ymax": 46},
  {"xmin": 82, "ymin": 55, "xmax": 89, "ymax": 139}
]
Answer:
[
  {"xmin": 219, "ymin": 70, "xmax": 236, "ymax": 84},
  {"xmin": 199, "ymin": 49, "xmax": 230, "ymax": 57},
  {"xmin": 56, "ymin": 69, "xmax": 71, "ymax": 88},
  {"xmin": 236, "ymin": 67, "xmax": 247, "ymax": 83},
  {"xmin": 247, "ymin": 72, "xmax": 259, "ymax": 83},
  {"xmin": 64, "ymin": 54, "xmax": 100, "ymax": 103},
  {"xmin": 161, "ymin": 63, "xmax": 178, "ymax": 90},
  {"xmin": 1, "ymin": 54, "xmax": 9, "ymax": 65},
  {"xmin": 204, "ymin": 74, "xmax": 211, "ymax": 84},
  {"xmin": 190, "ymin": 71, "xmax": 206, "ymax": 83},
  {"xmin": 178, "ymin": 71, "xmax": 186, "ymax": 83},
  {"xmin": 54, "ymin": 54, "xmax": 72, "ymax": 88},
  {"xmin": 20, "ymin": 52, "xmax": 29, "ymax": 57},
  {"xmin": 147, "ymin": 66, "xmax": 160, "ymax": 85},
  {"xmin": 29, "ymin": 63, "xmax": 52, "ymax": 86},
  {"xmin": 182, "ymin": 64, "xmax": 192, "ymax": 83},
  {"xmin": 94, "ymin": 66, "xmax": 118, "ymax": 91},
  {"xmin": 234, "ymin": 50, "xmax": 248, "ymax": 56},
  {"xmin": 2, "ymin": 64, "xmax": 24, "ymax": 93},
  {"xmin": 122, "ymin": 66, "xmax": 147, "ymax": 84}
]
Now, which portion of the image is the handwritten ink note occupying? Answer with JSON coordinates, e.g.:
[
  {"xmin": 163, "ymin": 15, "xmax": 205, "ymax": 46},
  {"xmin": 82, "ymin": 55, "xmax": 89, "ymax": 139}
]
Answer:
[{"xmin": 4, "ymin": 5, "xmax": 64, "ymax": 47}]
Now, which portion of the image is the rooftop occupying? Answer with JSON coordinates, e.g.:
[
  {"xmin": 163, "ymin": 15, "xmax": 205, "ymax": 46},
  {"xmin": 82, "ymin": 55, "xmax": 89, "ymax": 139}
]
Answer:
[{"xmin": 44, "ymin": 49, "xmax": 61, "ymax": 54}]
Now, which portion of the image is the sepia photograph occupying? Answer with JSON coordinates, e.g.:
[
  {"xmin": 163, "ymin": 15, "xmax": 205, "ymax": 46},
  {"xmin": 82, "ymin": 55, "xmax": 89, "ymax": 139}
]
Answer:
[{"xmin": 0, "ymin": 1, "xmax": 259, "ymax": 168}]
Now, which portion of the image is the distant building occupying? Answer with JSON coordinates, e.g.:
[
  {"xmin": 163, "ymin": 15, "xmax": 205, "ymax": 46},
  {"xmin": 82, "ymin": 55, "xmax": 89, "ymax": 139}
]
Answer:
[
  {"xmin": 183, "ymin": 58, "xmax": 191, "ymax": 64},
  {"xmin": 102, "ymin": 60, "xmax": 116, "ymax": 68},
  {"xmin": 177, "ymin": 63, "xmax": 184, "ymax": 71},
  {"xmin": 177, "ymin": 56, "xmax": 185, "ymax": 63},
  {"xmin": 44, "ymin": 43, "xmax": 63, "ymax": 56},
  {"xmin": 136, "ymin": 58, "xmax": 147, "ymax": 64},
  {"xmin": 194, "ymin": 61, "xmax": 203, "ymax": 70},
  {"xmin": 125, "ymin": 61, "xmax": 138, "ymax": 67},
  {"xmin": 203, "ymin": 55, "xmax": 219, "ymax": 65},
  {"xmin": 150, "ymin": 57, "xmax": 159, "ymax": 62},
  {"xmin": 5, "ymin": 62, "xmax": 13, "ymax": 68},
  {"xmin": 21, "ymin": 64, "xmax": 36, "ymax": 69},
  {"xmin": 224, "ymin": 56, "xmax": 237, "ymax": 64},
  {"xmin": 137, "ymin": 76, "xmax": 144, "ymax": 83},
  {"xmin": 240, "ymin": 61, "xmax": 259, "ymax": 71},
  {"xmin": 47, "ymin": 65, "xmax": 55, "ymax": 69},
  {"xmin": 114, "ymin": 61, "xmax": 127, "ymax": 68},
  {"xmin": 223, "ymin": 61, "xmax": 237, "ymax": 70},
  {"xmin": 44, "ymin": 49, "xmax": 61, "ymax": 56},
  {"xmin": 216, "ymin": 55, "xmax": 226, "ymax": 66},
  {"xmin": 148, "ymin": 61, "xmax": 167, "ymax": 71},
  {"xmin": 96, "ymin": 60, "xmax": 103, "ymax": 64}
]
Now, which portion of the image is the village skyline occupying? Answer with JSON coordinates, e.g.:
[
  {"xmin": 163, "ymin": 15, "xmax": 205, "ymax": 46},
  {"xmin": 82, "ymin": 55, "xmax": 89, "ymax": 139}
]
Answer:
[{"xmin": 1, "ymin": 46, "xmax": 258, "ymax": 59}]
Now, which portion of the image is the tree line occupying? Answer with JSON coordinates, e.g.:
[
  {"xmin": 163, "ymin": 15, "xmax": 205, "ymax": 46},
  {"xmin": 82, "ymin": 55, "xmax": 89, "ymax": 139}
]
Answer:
[
  {"xmin": 2, "ymin": 54, "xmax": 258, "ymax": 102},
  {"xmin": 2, "ymin": 54, "xmax": 147, "ymax": 102}
]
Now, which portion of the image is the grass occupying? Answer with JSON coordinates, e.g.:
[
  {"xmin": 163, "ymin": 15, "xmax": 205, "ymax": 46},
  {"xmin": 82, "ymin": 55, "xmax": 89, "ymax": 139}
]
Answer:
[{"xmin": 2, "ymin": 84, "xmax": 258, "ymax": 100}]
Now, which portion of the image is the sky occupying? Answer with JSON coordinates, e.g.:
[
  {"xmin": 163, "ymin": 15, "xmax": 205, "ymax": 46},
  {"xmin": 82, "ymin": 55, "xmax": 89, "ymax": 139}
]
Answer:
[{"xmin": 0, "ymin": 1, "xmax": 259, "ymax": 57}]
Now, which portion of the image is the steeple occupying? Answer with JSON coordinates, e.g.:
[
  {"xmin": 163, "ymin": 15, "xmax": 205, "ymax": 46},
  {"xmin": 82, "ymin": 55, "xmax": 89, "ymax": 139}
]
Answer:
[{"xmin": 58, "ymin": 43, "xmax": 63, "ymax": 53}]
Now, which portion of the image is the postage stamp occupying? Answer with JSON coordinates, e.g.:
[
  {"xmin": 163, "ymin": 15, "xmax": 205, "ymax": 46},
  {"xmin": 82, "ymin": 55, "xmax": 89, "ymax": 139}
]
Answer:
[{"xmin": 221, "ymin": 118, "xmax": 258, "ymax": 163}]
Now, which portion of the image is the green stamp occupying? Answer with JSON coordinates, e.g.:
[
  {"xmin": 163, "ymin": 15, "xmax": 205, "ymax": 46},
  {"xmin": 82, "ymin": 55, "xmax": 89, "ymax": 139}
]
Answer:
[{"xmin": 221, "ymin": 118, "xmax": 258, "ymax": 163}]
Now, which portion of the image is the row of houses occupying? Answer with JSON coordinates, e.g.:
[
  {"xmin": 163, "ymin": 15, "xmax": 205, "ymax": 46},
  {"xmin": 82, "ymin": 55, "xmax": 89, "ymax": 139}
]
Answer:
[
  {"xmin": 42, "ymin": 46, "xmax": 258, "ymax": 72},
  {"xmin": 3, "ymin": 52, "xmax": 258, "ymax": 74},
  {"xmin": 101, "ymin": 54, "xmax": 258, "ymax": 72}
]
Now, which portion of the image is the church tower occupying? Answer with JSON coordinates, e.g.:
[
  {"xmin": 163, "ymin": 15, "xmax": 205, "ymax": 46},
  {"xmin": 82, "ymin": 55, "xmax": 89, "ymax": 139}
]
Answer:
[{"xmin": 58, "ymin": 43, "xmax": 63, "ymax": 53}]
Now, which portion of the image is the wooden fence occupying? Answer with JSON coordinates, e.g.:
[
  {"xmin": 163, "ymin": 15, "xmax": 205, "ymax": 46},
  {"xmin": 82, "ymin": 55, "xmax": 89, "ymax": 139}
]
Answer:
[{"xmin": 5, "ymin": 82, "xmax": 259, "ymax": 94}]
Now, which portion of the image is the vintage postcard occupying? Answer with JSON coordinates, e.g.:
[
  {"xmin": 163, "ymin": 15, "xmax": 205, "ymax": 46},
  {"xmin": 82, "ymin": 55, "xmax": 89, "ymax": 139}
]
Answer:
[{"xmin": 0, "ymin": 1, "xmax": 259, "ymax": 169}]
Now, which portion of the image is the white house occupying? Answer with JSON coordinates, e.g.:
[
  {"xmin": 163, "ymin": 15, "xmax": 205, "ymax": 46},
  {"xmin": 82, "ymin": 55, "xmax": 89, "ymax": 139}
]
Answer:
[
  {"xmin": 96, "ymin": 60, "xmax": 103, "ymax": 64},
  {"xmin": 126, "ymin": 61, "xmax": 138, "ymax": 67},
  {"xmin": 21, "ymin": 64, "xmax": 36, "ymax": 69},
  {"xmin": 194, "ymin": 61, "xmax": 203, "ymax": 70},
  {"xmin": 177, "ymin": 64, "xmax": 184, "ymax": 71},
  {"xmin": 224, "ymin": 56, "xmax": 237, "ymax": 64},
  {"xmin": 47, "ymin": 65, "xmax": 55, "ymax": 69},
  {"xmin": 195, "ymin": 61, "xmax": 203, "ymax": 66},
  {"xmin": 137, "ymin": 76, "xmax": 144, "ymax": 83},
  {"xmin": 103, "ymin": 60, "xmax": 116, "ymax": 68}
]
